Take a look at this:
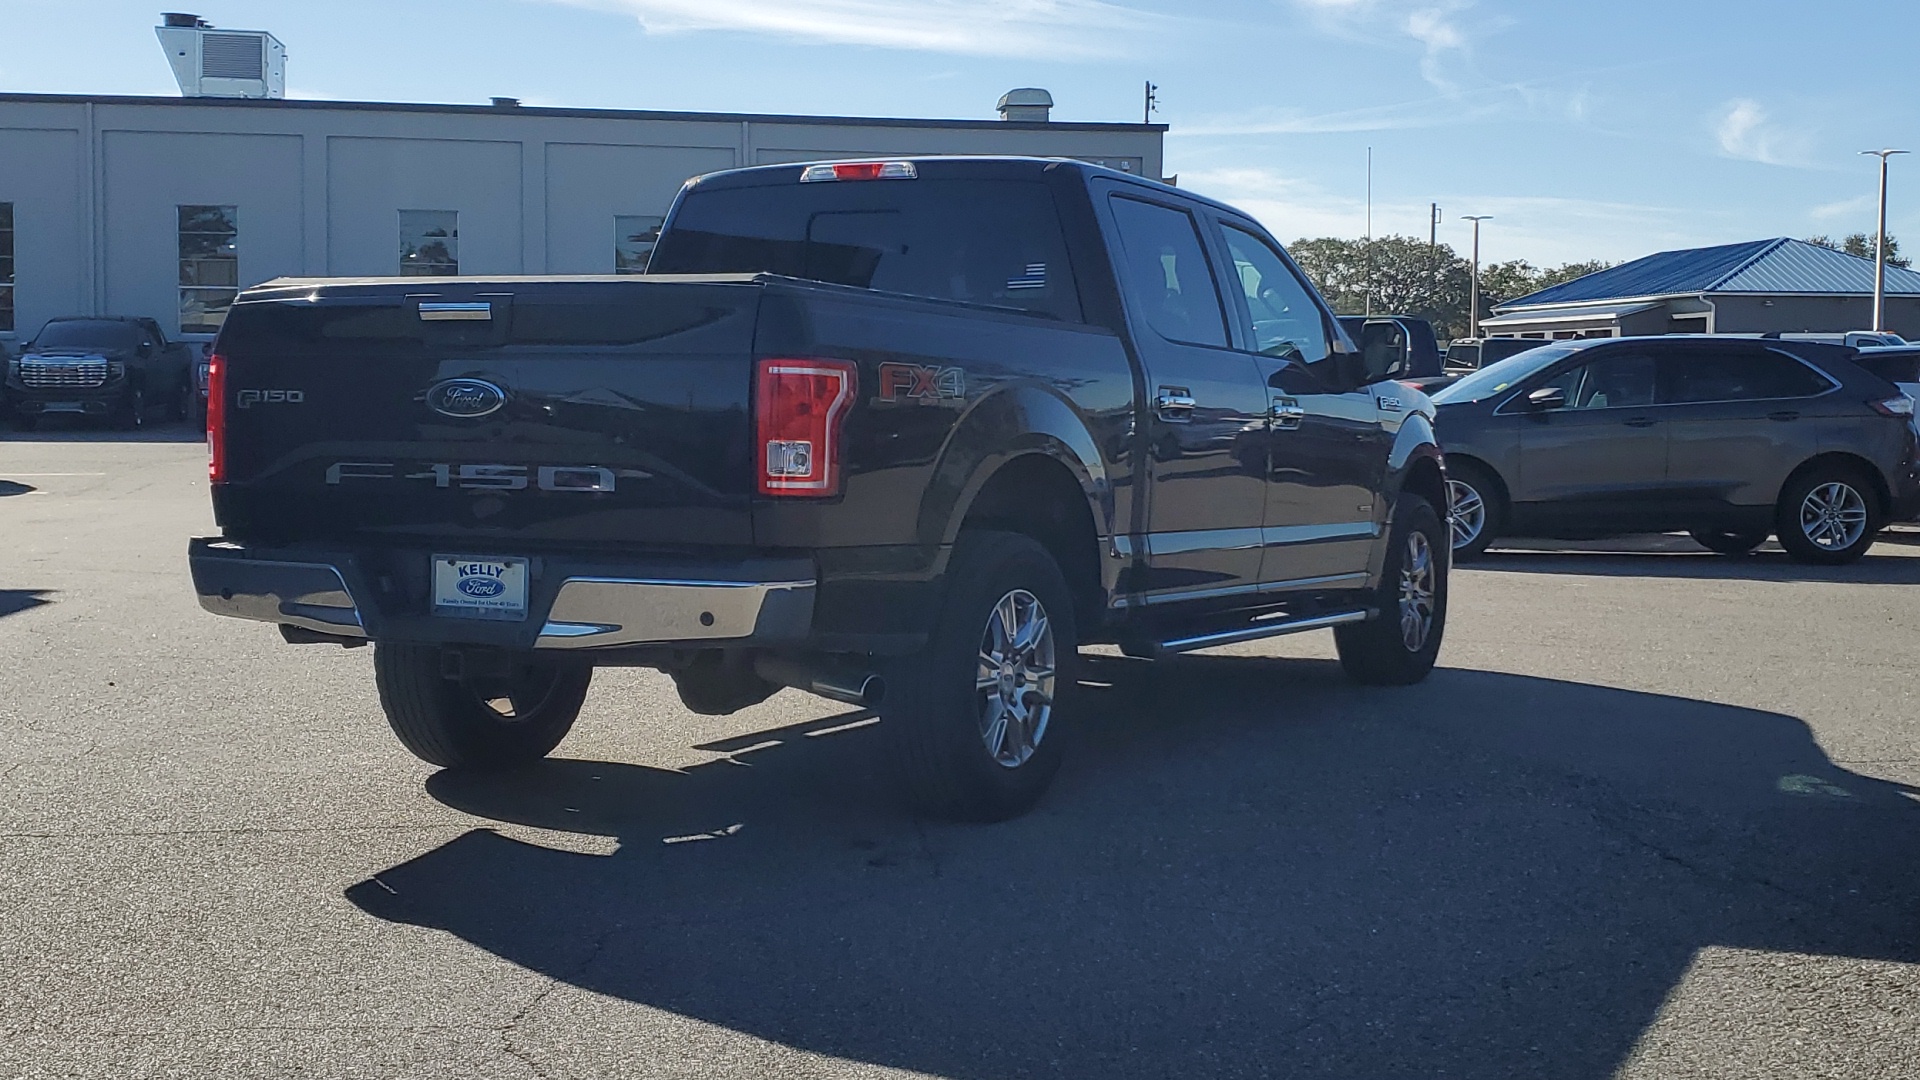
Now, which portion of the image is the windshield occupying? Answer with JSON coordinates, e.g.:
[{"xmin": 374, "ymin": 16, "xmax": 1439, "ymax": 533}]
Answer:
[
  {"xmin": 34, "ymin": 321, "xmax": 141, "ymax": 350},
  {"xmin": 1432, "ymin": 342, "xmax": 1586, "ymax": 404}
]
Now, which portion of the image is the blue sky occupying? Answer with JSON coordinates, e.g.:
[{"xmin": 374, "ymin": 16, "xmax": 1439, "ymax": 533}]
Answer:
[{"xmin": 5, "ymin": 0, "xmax": 1918, "ymax": 266}]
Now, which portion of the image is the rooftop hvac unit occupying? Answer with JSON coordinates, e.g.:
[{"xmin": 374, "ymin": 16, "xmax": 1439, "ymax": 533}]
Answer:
[{"xmin": 155, "ymin": 13, "xmax": 286, "ymax": 99}]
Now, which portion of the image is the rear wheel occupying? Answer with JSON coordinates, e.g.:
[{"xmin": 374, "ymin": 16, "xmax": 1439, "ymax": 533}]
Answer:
[
  {"xmin": 1336, "ymin": 494, "xmax": 1448, "ymax": 686},
  {"xmin": 1775, "ymin": 466, "xmax": 1881, "ymax": 565},
  {"xmin": 1688, "ymin": 527, "xmax": 1769, "ymax": 556},
  {"xmin": 373, "ymin": 644, "xmax": 591, "ymax": 769},
  {"xmin": 1444, "ymin": 461, "xmax": 1502, "ymax": 560},
  {"xmin": 883, "ymin": 531, "xmax": 1076, "ymax": 822}
]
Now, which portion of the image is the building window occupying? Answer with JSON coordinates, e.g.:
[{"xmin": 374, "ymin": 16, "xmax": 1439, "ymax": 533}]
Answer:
[
  {"xmin": 0, "ymin": 202, "xmax": 13, "ymax": 332},
  {"xmin": 399, "ymin": 210, "xmax": 458, "ymax": 276},
  {"xmin": 179, "ymin": 205, "xmax": 238, "ymax": 334},
  {"xmin": 614, "ymin": 215, "xmax": 663, "ymax": 274}
]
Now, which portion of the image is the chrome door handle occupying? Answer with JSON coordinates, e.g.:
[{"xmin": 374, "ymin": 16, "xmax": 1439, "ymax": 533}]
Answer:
[
  {"xmin": 1155, "ymin": 387, "xmax": 1197, "ymax": 423},
  {"xmin": 1271, "ymin": 397, "xmax": 1306, "ymax": 430}
]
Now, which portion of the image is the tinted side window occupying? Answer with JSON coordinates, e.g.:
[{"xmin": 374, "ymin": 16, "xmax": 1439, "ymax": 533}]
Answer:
[
  {"xmin": 1534, "ymin": 352, "xmax": 1656, "ymax": 410},
  {"xmin": 1107, "ymin": 196, "xmax": 1229, "ymax": 348},
  {"xmin": 1662, "ymin": 348, "xmax": 1834, "ymax": 403},
  {"xmin": 651, "ymin": 179, "xmax": 1082, "ymax": 322},
  {"xmin": 1221, "ymin": 224, "xmax": 1329, "ymax": 363}
]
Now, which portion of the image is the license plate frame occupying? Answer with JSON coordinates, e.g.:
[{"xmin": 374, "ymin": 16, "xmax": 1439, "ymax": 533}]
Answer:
[{"xmin": 432, "ymin": 555, "xmax": 530, "ymax": 621}]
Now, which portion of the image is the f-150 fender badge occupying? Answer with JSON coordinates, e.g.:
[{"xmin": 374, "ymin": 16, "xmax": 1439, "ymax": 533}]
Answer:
[
  {"xmin": 1377, "ymin": 395, "xmax": 1405, "ymax": 412},
  {"xmin": 876, "ymin": 362, "xmax": 966, "ymax": 404}
]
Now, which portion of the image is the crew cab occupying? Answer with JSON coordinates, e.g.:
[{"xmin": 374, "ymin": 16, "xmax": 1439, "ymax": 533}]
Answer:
[
  {"xmin": 5, "ymin": 316, "xmax": 197, "ymax": 430},
  {"xmin": 188, "ymin": 157, "xmax": 1449, "ymax": 820}
]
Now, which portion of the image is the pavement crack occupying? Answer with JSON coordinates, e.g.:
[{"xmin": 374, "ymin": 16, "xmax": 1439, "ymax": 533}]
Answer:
[{"xmin": 499, "ymin": 927, "xmax": 617, "ymax": 1079}]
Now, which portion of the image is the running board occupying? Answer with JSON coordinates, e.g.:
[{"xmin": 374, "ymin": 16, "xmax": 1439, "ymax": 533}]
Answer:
[{"xmin": 1154, "ymin": 609, "xmax": 1372, "ymax": 656}]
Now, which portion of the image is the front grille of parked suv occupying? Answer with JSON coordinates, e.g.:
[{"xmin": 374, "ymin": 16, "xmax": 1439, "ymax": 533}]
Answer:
[{"xmin": 22, "ymin": 359, "xmax": 109, "ymax": 388}]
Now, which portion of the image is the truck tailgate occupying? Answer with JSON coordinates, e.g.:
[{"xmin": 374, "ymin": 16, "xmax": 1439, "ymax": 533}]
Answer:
[{"xmin": 212, "ymin": 278, "xmax": 761, "ymax": 550}]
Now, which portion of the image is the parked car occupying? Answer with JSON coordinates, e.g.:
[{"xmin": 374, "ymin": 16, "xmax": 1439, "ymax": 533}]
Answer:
[
  {"xmin": 1338, "ymin": 315, "xmax": 1442, "ymax": 378},
  {"xmin": 187, "ymin": 156, "xmax": 1450, "ymax": 821},
  {"xmin": 4, "ymin": 316, "xmax": 197, "ymax": 430},
  {"xmin": 1401, "ymin": 336, "xmax": 1553, "ymax": 396},
  {"xmin": 1432, "ymin": 336, "xmax": 1920, "ymax": 564}
]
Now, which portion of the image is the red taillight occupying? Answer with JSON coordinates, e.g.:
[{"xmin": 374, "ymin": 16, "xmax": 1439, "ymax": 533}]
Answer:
[
  {"xmin": 755, "ymin": 358, "xmax": 857, "ymax": 497},
  {"xmin": 206, "ymin": 352, "xmax": 228, "ymax": 484}
]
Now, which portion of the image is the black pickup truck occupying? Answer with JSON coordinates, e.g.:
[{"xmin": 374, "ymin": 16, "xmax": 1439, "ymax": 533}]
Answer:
[
  {"xmin": 6, "ymin": 316, "xmax": 197, "ymax": 430},
  {"xmin": 189, "ymin": 157, "xmax": 1448, "ymax": 820}
]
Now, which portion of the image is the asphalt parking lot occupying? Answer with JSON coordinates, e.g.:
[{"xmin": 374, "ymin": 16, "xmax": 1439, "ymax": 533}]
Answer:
[{"xmin": 4, "ymin": 425, "xmax": 1920, "ymax": 1079}]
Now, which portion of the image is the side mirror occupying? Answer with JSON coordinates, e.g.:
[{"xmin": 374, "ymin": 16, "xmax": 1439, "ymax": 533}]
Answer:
[
  {"xmin": 1358, "ymin": 320, "xmax": 1411, "ymax": 385},
  {"xmin": 1526, "ymin": 386, "xmax": 1567, "ymax": 410}
]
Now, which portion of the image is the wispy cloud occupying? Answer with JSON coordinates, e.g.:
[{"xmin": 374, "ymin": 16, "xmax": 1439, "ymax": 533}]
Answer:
[
  {"xmin": 541, "ymin": 0, "xmax": 1167, "ymax": 58},
  {"xmin": 1289, "ymin": 0, "xmax": 1475, "ymax": 89},
  {"xmin": 1180, "ymin": 164, "xmax": 1708, "ymax": 265},
  {"xmin": 1811, "ymin": 195, "xmax": 1872, "ymax": 222},
  {"xmin": 1715, "ymin": 98, "xmax": 1808, "ymax": 167}
]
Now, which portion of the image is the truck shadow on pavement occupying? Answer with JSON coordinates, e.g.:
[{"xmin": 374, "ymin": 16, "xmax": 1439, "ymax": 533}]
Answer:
[
  {"xmin": 0, "ymin": 589, "xmax": 53, "ymax": 617},
  {"xmin": 1468, "ymin": 541, "xmax": 1920, "ymax": 585},
  {"xmin": 348, "ymin": 656, "xmax": 1920, "ymax": 1079}
]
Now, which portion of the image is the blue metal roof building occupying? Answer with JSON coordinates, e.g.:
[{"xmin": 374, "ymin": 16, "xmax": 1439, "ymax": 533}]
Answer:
[{"xmin": 1484, "ymin": 238, "xmax": 1920, "ymax": 340}]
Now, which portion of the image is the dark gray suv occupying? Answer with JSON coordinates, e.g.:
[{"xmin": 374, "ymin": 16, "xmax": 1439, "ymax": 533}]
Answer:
[{"xmin": 1431, "ymin": 336, "xmax": 1920, "ymax": 564}]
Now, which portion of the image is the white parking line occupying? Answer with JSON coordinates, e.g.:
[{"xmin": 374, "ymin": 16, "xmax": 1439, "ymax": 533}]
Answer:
[{"xmin": 3, "ymin": 473, "xmax": 108, "ymax": 477}]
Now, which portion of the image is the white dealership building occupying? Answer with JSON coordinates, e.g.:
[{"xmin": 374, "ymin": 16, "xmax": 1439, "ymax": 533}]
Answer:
[{"xmin": 0, "ymin": 23, "xmax": 1163, "ymax": 347}]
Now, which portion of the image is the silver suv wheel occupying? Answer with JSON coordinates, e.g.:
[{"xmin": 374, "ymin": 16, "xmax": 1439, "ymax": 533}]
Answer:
[
  {"xmin": 1446, "ymin": 479, "xmax": 1486, "ymax": 551},
  {"xmin": 1798, "ymin": 481, "xmax": 1869, "ymax": 551}
]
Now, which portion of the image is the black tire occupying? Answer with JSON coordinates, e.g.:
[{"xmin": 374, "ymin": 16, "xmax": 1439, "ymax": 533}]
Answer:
[
  {"xmin": 373, "ymin": 644, "xmax": 592, "ymax": 769},
  {"xmin": 883, "ymin": 531, "xmax": 1078, "ymax": 822},
  {"xmin": 171, "ymin": 378, "xmax": 193, "ymax": 423},
  {"xmin": 111, "ymin": 386, "xmax": 145, "ymax": 431},
  {"xmin": 1335, "ymin": 494, "xmax": 1448, "ymax": 686},
  {"xmin": 1775, "ymin": 465, "xmax": 1882, "ymax": 566},
  {"xmin": 1445, "ymin": 460, "xmax": 1503, "ymax": 560},
  {"xmin": 1688, "ymin": 527, "xmax": 1769, "ymax": 556}
]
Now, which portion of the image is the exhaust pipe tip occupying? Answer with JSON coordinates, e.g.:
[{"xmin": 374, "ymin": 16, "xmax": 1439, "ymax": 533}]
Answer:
[{"xmin": 853, "ymin": 674, "xmax": 886, "ymax": 708}]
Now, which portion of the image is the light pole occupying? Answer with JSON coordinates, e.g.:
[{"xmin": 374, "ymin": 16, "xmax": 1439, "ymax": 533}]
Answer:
[
  {"xmin": 1861, "ymin": 149, "xmax": 1908, "ymax": 332},
  {"xmin": 1463, "ymin": 215, "xmax": 1492, "ymax": 339}
]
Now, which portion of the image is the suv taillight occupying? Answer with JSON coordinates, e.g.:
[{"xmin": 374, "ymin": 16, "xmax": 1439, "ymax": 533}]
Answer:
[
  {"xmin": 1870, "ymin": 395, "xmax": 1915, "ymax": 418},
  {"xmin": 206, "ymin": 352, "xmax": 228, "ymax": 484},
  {"xmin": 755, "ymin": 358, "xmax": 857, "ymax": 497}
]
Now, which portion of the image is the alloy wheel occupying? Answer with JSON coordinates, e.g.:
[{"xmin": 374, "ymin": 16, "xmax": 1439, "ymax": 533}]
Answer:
[
  {"xmin": 975, "ymin": 588, "xmax": 1057, "ymax": 769},
  {"xmin": 1798, "ymin": 481, "xmax": 1868, "ymax": 551},
  {"xmin": 1399, "ymin": 531, "xmax": 1437, "ymax": 652},
  {"xmin": 1446, "ymin": 479, "xmax": 1485, "ymax": 551}
]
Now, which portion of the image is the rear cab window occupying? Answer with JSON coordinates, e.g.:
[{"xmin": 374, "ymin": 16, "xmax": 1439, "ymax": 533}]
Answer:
[
  {"xmin": 650, "ymin": 176, "xmax": 1083, "ymax": 322},
  {"xmin": 1104, "ymin": 195, "xmax": 1231, "ymax": 348}
]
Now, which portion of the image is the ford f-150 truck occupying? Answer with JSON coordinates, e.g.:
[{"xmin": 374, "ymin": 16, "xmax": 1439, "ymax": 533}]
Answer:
[{"xmin": 189, "ymin": 157, "xmax": 1449, "ymax": 820}]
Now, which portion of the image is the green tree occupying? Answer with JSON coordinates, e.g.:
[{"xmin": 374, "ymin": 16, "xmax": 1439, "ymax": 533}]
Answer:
[
  {"xmin": 1289, "ymin": 235, "xmax": 1475, "ymax": 340},
  {"xmin": 1806, "ymin": 233, "xmax": 1910, "ymax": 269},
  {"xmin": 1534, "ymin": 260, "xmax": 1612, "ymax": 291}
]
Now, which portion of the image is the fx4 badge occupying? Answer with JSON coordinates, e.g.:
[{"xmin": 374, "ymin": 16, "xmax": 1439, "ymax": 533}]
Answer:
[{"xmin": 876, "ymin": 362, "xmax": 966, "ymax": 405}]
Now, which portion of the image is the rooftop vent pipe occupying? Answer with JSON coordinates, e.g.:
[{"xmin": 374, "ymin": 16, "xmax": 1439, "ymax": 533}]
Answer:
[{"xmin": 997, "ymin": 88, "xmax": 1053, "ymax": 123}]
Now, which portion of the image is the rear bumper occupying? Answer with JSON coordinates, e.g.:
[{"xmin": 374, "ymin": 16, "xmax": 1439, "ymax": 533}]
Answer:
[{"xmin": 188, "ymin": 538, "xmax": 816, "ymax": 651}]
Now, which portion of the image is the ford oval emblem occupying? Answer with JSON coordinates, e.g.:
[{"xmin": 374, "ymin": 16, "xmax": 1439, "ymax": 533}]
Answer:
[
  {"xmin": 458, "ymin": 576, "xmax": 506, "ymax": 598},
  {"xmin": 426, "ymin": 378, "xmax": 507, "ymax": 419}
]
